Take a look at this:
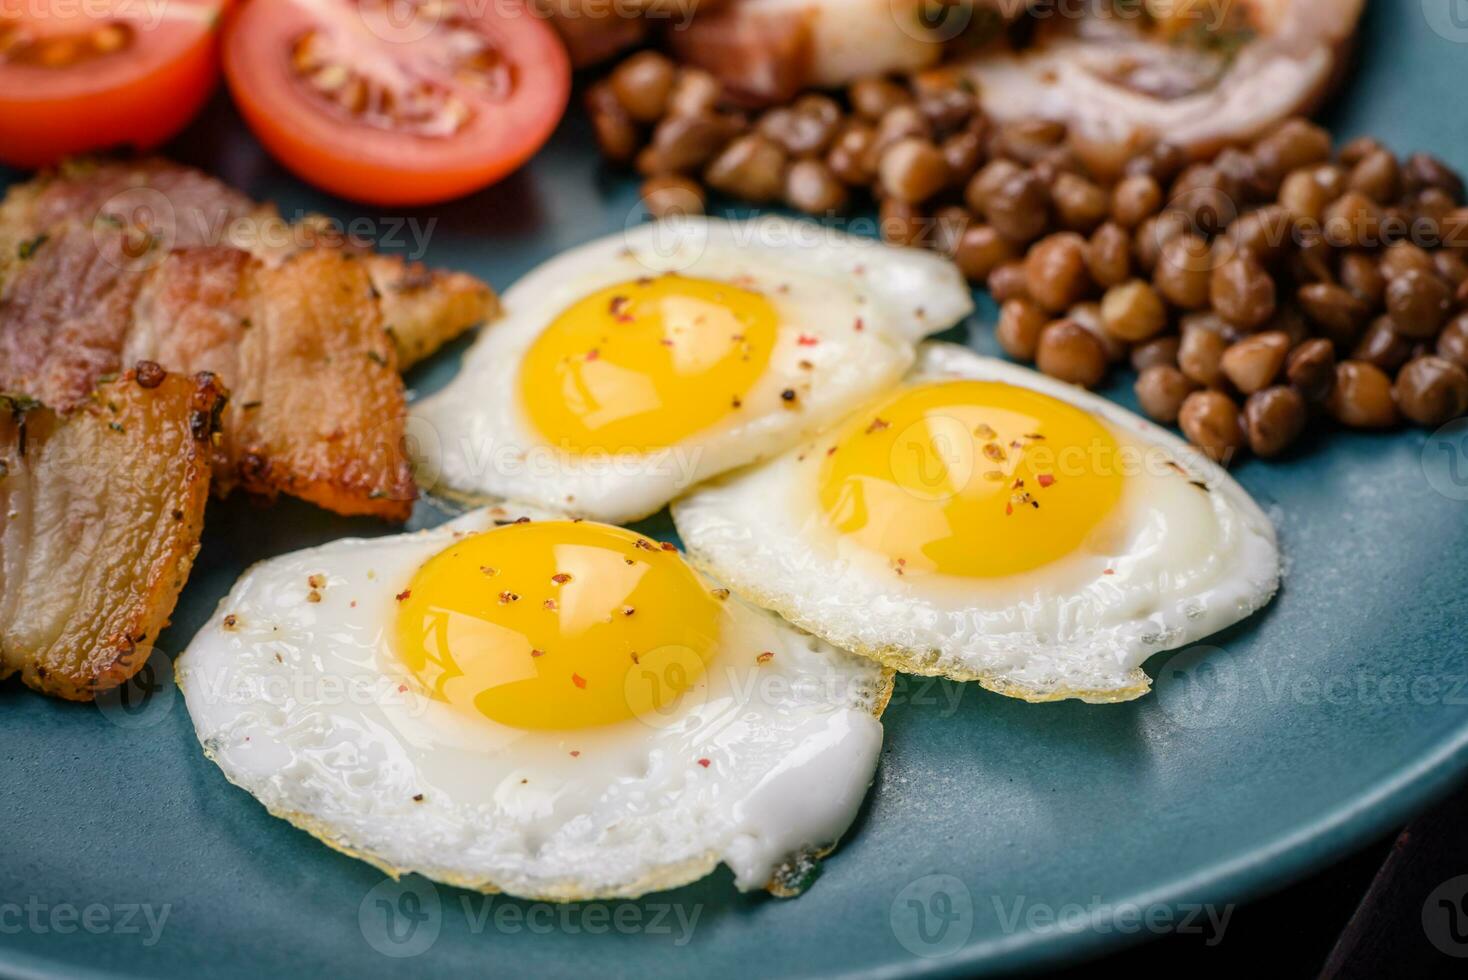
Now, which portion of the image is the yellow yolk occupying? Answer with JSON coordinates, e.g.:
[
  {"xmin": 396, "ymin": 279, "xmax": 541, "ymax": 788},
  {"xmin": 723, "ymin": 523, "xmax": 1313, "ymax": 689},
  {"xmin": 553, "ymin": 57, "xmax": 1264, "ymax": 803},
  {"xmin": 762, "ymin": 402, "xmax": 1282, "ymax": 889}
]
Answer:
[
  {"xmin": 519, "ymin": 275, "xmax": 780, "ymax": 453},
  {"xmin": 394, "ymin": 521, "xmax": 721, "ymax": 730},
  {"xmin": 818, "ymin": 381, "xmax": 1124, "ymax": 578}
]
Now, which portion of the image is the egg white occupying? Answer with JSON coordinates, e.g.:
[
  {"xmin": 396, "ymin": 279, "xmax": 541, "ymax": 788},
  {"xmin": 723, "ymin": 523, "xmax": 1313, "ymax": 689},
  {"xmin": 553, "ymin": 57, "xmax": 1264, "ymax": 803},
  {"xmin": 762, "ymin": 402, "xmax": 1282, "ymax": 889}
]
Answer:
[
  {"xmin": 671, "ymin": 343, "xmax": 1281, "ymax": 703},
  {"xmin": 409, "ymin": 216, "xmax": 972, "ymax": 523},
  {"xmin": 176, "ymin": 505, "xmax": 890, "ymax": 902}
]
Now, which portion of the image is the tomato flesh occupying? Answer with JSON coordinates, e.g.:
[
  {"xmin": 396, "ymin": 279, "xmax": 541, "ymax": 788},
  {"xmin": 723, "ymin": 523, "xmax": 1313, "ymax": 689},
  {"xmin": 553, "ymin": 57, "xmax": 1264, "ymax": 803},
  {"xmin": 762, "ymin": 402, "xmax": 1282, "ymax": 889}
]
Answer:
[
  {"xmin": 223, "ymin": 0, "xmax": 571, "ymax": 206},
  {"xmin": 0, "ymin": 1, "xmax": 224, "ymax": 168}
]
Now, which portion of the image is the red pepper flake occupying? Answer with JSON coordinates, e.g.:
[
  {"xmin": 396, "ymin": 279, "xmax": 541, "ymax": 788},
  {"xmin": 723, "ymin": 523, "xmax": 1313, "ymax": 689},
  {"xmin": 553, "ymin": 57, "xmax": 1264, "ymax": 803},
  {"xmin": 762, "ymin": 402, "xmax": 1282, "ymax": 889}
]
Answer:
[
  {"xmin": 608, "ymin": 295, "xmax": 632, "ymax": 320},
  {"xmin": 398, "ymin": 684, "xmax": 408, "ymax": 692},
  {"xmin": 1005, "ymin": 502, "xmax": 1013, "ymax": 516},
  {"xmin": 543, "ymin": 598, "xmax": 558, "ymax": 611},
  {"xmin": 395, "ymin": 589, "xmax": 411, "ymax": 602},
  {"xmin": 350, "ymin": 600, "xmax": 357, "ymax": 608},
  {"xmin": 634, "ymin": 538, "xmax": 657, "ymax": 551},
  {"xmin": 853, "ymin": 317, "xmax": 865, "ymax": 332},
  {"xmin": 570, "ymin": 750, "xmax": 581, "ymax": 758},
  {"xmin": 551, "ymin": 572, "xmax": 572, "ymax": 585},
  {"xmin": 797, "ymin": 334, "xmax": 819, "ymax": 346},
  {"xmin": 498, "ymin": 591, "xmax": 520, "ymax": 604},
  {"xmin": 756, "ymin": 651, "xmax": 774, "ymax": 664},
  {"xmin": 731, "ymin": 396, "xmax": 742, "ymax": 408},
  {"xmin": 826, "ymin": 445, "xmax": 838, "ymax": 456},
  {"xmin": 585, "ymin": 348, "xmax": 600, "ymax": 361},
  {"xmin": 572, "ymin": 673, "xmax": 587, "ymax": 689},
  {"xmin": 222, "ymin": 614, "xmax": 238, "ymax": 631},
  {"xmin": 1103, "ymin": 569, "xmax": 1115, "ymax": 576},
  {"xmin": 866, "ymin": 417, "xmax": 890, "ymax": 434},
  {"xmin": 531, "ymin": 648, "xmax": 545, "ymax": 658},
  {"xmin": 1012, "ymin": 478, "xmax": 1024, "ymax": 489},
  {"xmin": 480, "ymin": 566, "xmax": 497, "ymax": 576},
  {"xmin": 1038, "ymin": 473, "xmax": 1056, "ymax": 488},
  {"xmin": 697, "ymin": 758, "xmax": 711, "ymax": 768},
  {"xmin": 622, "ymin": 605, "xmax": 636, "ymax": 616}
]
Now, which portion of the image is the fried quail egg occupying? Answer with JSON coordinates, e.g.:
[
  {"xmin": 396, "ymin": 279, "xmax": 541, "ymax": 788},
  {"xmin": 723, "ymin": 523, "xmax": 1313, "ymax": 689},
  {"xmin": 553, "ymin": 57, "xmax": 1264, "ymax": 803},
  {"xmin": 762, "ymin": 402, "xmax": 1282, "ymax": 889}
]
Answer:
[
  {"xmin": 410, "ymin": 216, "xmax": 972, "ymax": 522},
  {"xmin": 176, "ymin": 506, "xmax": 889, "ymax": 901},
  {"xmin": 672, "ymin": 343, "xmax": 1281, "ymax": 703}
]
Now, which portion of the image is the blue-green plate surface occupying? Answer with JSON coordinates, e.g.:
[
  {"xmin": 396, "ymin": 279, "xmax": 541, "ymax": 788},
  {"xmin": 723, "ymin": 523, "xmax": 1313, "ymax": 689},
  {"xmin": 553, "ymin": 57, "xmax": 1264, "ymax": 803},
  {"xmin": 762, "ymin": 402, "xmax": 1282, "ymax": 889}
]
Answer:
[{"xmin": 3, "ymin": 4, "xmax": 1468, "ymax": 977}]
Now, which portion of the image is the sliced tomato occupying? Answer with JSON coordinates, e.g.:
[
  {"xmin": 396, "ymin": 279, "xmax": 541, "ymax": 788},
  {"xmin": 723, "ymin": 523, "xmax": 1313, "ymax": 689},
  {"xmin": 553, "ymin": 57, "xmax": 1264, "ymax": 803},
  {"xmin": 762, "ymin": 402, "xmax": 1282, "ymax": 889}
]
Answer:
[
  {"xmin": 222, "ymin": 0, "xmax": 570, "ymax": 206},
  {"xmin": 0, "ymin": 1, "xmax": 226, "ymax": 168}
]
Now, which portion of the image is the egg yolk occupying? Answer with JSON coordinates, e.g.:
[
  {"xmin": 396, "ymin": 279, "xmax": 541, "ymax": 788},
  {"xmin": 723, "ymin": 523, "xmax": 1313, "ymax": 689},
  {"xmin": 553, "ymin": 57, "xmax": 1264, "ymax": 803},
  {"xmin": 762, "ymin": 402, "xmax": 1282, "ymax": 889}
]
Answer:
[
  {"xmin": 818, "ymin": 381, "xmax": 1124, "ymax": 578},
  {"xmin": 518, "ymin": 275, "xmax": 780, "ymax": 452},
  {"xmin": 394, "ymin": 521, "xmax": 721, "ymax": 730}
]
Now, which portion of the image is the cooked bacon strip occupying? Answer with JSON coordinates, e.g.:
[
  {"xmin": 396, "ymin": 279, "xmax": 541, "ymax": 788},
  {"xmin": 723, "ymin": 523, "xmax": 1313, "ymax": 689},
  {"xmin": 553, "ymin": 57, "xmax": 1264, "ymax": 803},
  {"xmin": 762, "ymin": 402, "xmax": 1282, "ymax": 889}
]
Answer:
[
  {"xmin": 0, "ymin": 158, "xmax": 496, "ymax": 369},
  {"xmin": 0, "ymin": 367, "xmax": 222, "ymax": 700},
  {"xmin": 1, "ymin": 224, "xmax": 416, "ymax": 518}
]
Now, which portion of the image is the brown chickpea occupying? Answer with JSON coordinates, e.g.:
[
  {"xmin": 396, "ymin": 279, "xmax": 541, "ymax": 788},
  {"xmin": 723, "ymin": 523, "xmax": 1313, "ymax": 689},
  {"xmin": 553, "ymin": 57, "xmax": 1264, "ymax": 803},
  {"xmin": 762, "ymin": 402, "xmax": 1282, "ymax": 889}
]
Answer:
[
  {"xmin": 953, "ymin": 225, "xmax": 1016, "ymax": 282},
  {"xmin": 758, "ymin": 95, "xmax": 842, "ymax": 158},
  {"xmin": 1441, "ymin": 208, "xmax": 1468, "ymax": 249},
  {"xmin": 875, "ymin": 104, "xmax": 932, "ymax": 155},
  {"xmin": 1100, "ymin": 280, "xmax": 1167, "ymax": 342},
  {"xmin": 1402, "ymin": 152, "xmax": 1465, "ymax": 201},
  {"xmin": 1328, "ymin": 361, "xmax": 1399, "ymax": 428},
  {"xmin": 1154, "ymin": 233, "xmax": 1214, "ymax": 310},
  {"xmin": 1087, "ymin": 222, "xmax": 1133, "ymax": 288},
  {"xmin": 1385, "ymin": 269, "xmax": 1452, "ymax": 339},
  {"xmin": 916, "ymin": 87, "xmax": 976, "ymax": 136},
  {"xmin": 849, "ymin": 77, "xmax": 911, "ymax": 121},
  {"xmin": 1266, "ymin": 305, "xmax": 1312, "ymax": 348},
  {"xmin": 878, "ymin": 137, "xmax": 951, "ymax": 204},
  {"xmin": 1243, "ymin": 386, "xmax": 1308, "ymax": 457},
  {"xmin": 1287, "ymin": 338, "xmax": 1337, "ymax": 401},
  {"xmin": 1067, "ymin": 303, "xmax": 1125, "ymax": 364},
  {"xmin": 1339, "ymin": 252, "xmax": 1386, "ymax": 306},
  {"xmin": 1297, "ymin": 283, "xmax": 1371, "ymax": 347},
  {"xmin": 965, "ymin": 159, "xmax": 1021, "ymax": 213},
  {"xmin": 1253, "ymin": 118, "xmax": 1332, "ymax": 183},
  {"xmin": 586, "ymin": 82, "xmax": 640, "ymax": 164},
  {"xmin": 640, "ymin": 176, "xmax": 705, "ymax": 220},
  {"xmin": 988, "ymin": 261, "xmax": 1029, "ymax": 302},
  {"xmin": 1354, "ymin": 316, "xmax": 1416, "ymax": 373},
  {"xmin": 1178, "ymin": 319, "xmax": 1230, "ymax": 388},
  {"xmin": 1179, "ymin": 391, "xmax": 1246, "ymax": 463},
  {"xmin": 985, "ymin": 169, "xmax": 1052, "ymax": 244},
  {"xmin": 1379, "ymin": 241, "xmax": 1436, "ymax": 282},
  {"xmin": 995, "ymin": 298, "xmax": 1047, "ymax": 361},
  {"xmin": 1227, "ymin": 205, "xmax": 1294, "ymax": 265},
  {"xmin": 1131, "ymin": 335, "xmax": 1182, "ymax": 373},
  {"xmin": 1211, "ymin": 255, "xmax": 1277, "ymax": 330},
  {"xmin": 1221, "ymin": 331, "xmax": 1291, "ymax": 394},
  {"xmin": 826, "ymin": 122, "xmax": 878, "ymax": 186},
  {"xmin": 1290, "ymin": 228, "xmax": 1336, "ymax": 285},
  {"xmin": 1278, "ymin": 168, "xmax": 1332, "ymax": 223},
  {"xmin": 1052, "ymin": 173, "xmax": 1110, "ymax": 233},
  {"xmin": 704, "ymin": 134, "xmax": 787, "ymax": 202},
  {"xmin": 878, "ymin": 197, "xmax": 926, "ymax": 247},
  {"xmin": 1125, "ymin": 141, "xmax": 1187, "ymax": 185},
  {"xmin": 1323, "ymin": 191, "xmax": 1384, "ymax": 249},
  {"xmin": 1168, "ymin": 164, "xmax": 1235, "ymax": 236},
  {"xmin": 1337, "ymin": 136, "xmax": 1384, "ymax": 168},
  {"xmin": 1135, "ymin": 365, "xmax": 1198, "ymax": 423},
  {"xmin": 1437, "ymin": 314, "xmax": 1468, "ymax": 368},
  {"xmin": 1133, "ymin": 210, "xmax": 1189, "ymax": 275},
  {"xmin": 941, "ymin": 130, "xmax": 985, "ymax": 185},
  {"xmin": 1395, "ymin": 355, "xmax": 1468, "ymax": 426},
  {"xmin": 1036, "ymin": 319, "xmax": 1108, "ymax": 387},
  {"xmin": 989, "ymin": 119, "xmax": 1067, "ymax": 165},
  {"xmin": 1024, "ymin": 232, "xmax": 1092, "ymax": 313},
  {"xmin": 610, "ymin": 51, "xmax": 676, "ymax": 123},
  {"xmin": 1111, "ymin": 174, "xmax": 1162, "ymax": 229},
  {"xmin": 667, "ymin": 68, "xmax": 722, "ymax": 118},
  {"xmin": 1434, "ymin": 250, "xmax": 1468, "ymax": 287},
  {"xmin": 650, "ymin": 113, "xmax": 740, "ymax": 172},
  {"xmin": 784, "ymin": 160, "xmax": 848, "ymax": 214},
  {"xmin": 1347, "ymin": 149, "xmax": 1401, "ymax": 204}
]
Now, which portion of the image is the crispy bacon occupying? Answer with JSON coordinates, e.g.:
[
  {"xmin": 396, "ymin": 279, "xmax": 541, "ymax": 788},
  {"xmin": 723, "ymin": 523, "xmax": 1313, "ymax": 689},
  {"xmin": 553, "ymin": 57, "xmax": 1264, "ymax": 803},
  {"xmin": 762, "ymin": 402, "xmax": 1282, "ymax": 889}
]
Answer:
[
  {"xmin": 0, "ymin": 368, "xmax": 223, "ymax": 700},
  {"xmin": 1, "ymin": 224, "xmax": 416, "ymax": 518},
  {"xmin": 0, "ymin": 158, "xmax": 496, "ymax": 370}
]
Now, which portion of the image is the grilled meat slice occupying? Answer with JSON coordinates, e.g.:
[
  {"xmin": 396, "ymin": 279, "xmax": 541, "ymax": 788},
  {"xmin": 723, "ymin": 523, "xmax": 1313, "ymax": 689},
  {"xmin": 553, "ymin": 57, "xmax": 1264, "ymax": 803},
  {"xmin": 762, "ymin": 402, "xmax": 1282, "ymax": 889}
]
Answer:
[
  {"xmin": 0, "ymin": 158, "xmax": 496, "ymax": 369},
  {"xmin": 1, "ymin": 224, "xmax": 416, "ymax": 518},
  {"xmin": 0, "ymin": 367, "xmax": 222, "ymax": 700}
]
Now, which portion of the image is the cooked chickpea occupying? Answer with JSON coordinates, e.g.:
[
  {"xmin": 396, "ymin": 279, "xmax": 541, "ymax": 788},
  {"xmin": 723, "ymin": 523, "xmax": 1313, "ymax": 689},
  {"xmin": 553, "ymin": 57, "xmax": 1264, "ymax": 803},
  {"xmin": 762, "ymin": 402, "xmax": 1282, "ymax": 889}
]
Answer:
[
  {"xmin": 1086, "ymin": 222, "xmax": 1132, "ymax": 288},
  {"xmin": 1179, "ymin": 391, "xmax": 1246, "ymax": 463},
  {"xmin": 1384, "ymin": 269, "xmax": 1452, "ymax": 339},
  {"xmin": 1024, "ymin": 233, "xmax": 1092, "ymax": 313},
  {"xmin": 1179, "ymin": 319, "xmax": 1229, "ymax": 388},
  {"xmin": 1221, "ymin": 331, "xmax": 1291, "ymax": 395},
  {"xmin": 995, "ymin": 298, "xmax": 1048, "ymax": 361},
  {"xmin": 1100, "ymin": 280, "xmax": 1167, "ymax": 342},
  {"xmin": 704, "ymin": 133, "xmax": 787, "ymax": 202},
  {"xmin": 988, "ymin": 261, "xmax": 1030, "ymax": 303},
  {"xmin": 952, "ymin": 225, "xmax": 1016, "ymax": 282},
  {"xmin": 878, "ymin": 137, "xmax": 950, "ymax": 204},
  {"xmin": 1135, "ymin": 365, "xmax": 1198, "ymax": 424},
  {"xmin": 784, "ymin": 160, "xmax": 847, "ymax": 214},
  {"xmin": 610, "ymin": 51, "xmax": 676, "ymax": 123},
  {"xmin": 1111, "ymin": 174, "xmax": 1163, "ymax": 228},
  {"xmin": 1052, "ymin": 173, "xmax": 1110, "ymax": 232},
  {"xmin": 1131, "ymin": 335, "xmax": 1181, "ymax": 373},
  {"xmin": 1394, "ymin": 355, "xmax": 1468, "ymax": 426},
  {"xmin": 1154, "ymin": 233, "xmax": 1214, "ymax": 310},
  {"xmin": 1035, "ymin": 319, "xmax": 1108, "ymax": 387},
  {"xmin": 1243, "ymin": 386, "xmax": 1308, "ymax": 457},
  {"xmin": 1328, "ymin": 360, "xmax": 1399, "ymax": 429},
  {"xmin": 1211, "ymin": 255, "xmax": 1277, "ymax": 330}
]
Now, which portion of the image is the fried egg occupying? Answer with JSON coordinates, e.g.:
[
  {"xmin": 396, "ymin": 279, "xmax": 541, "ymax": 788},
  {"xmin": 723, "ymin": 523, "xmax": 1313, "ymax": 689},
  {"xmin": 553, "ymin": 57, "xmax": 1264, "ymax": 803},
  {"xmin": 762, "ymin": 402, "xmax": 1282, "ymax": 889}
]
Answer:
[
  {"xmin": 672, "ymin": 343, "xmax": 1281, "ymax": 703},
  {"xmin": 409, "ymin": 216, "xmax": 972, "ymax": 523},
  {"xmin": 176, "ymin": 507, "xmax": 889, "ymax": 901}
]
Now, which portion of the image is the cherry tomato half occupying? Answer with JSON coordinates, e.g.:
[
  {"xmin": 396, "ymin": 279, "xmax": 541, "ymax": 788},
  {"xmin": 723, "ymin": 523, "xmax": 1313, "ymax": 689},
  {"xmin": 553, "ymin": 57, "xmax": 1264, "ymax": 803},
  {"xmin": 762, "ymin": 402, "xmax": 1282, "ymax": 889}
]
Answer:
[
  {"xmin": 0, "ymin": 0, "xmax": 226, "ymax": 168},
  {"xmin": 222, "ymin": 0, "xmax": 571, "ymax": 206}
]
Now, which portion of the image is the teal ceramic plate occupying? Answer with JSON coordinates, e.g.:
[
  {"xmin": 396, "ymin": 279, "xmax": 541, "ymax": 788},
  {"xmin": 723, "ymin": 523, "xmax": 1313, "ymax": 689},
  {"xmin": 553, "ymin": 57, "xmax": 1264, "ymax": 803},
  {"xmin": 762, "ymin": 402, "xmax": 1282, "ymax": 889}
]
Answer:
[{"xmin": 3, "ymin": 4, "xmax": 1467, "ymax": 977}]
